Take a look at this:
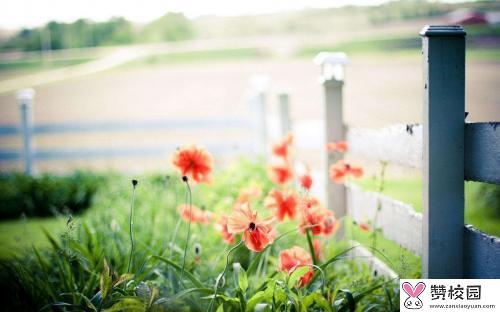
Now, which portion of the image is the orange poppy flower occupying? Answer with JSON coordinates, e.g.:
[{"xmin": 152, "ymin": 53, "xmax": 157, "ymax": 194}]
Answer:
[
  {"xmin": 272, "ymin": 133, "xmax": 293, "ymax": 159},
  {"xmin": 299, "ymin": 205, "xmax": 325, "ymax": 236},
  {"xmin": 279, "ymin": 246, "xmax": 314, "ymax": 287},
  {"xmin": 312, "ymin": 239, "xmax": 323, "ymax": 261},
  {"xmin": 326, "ymin": 140, "xmax": 348, "ymax": 153},
  {"xmin": 268, "ymin": 162, "xmax": 294, "ymax": 186},
  {"xmin": 171, "ymin": 145, "xmax": 213, "ymax": 183},
  {"xmin": 264, "ymin": 189, "xmax": 299, "ymax": 221},
  {"xmin": 359, "ymin": 222, "xmax": 370, "ymax": 232},
  {"xmin": 329, "ymin": 160, "xmax": 364, "ymax": 184},
  {"xmin": 178, "ymin": 204, "xmax": 212, "ymax": 224},
  {"xmin": 227, "ymin": 203, "xmax": 275, "ymax": 252},
  {"xmin": 321, "ymin": 209, "xmax": 339, "ymax": 236},
  {"xmin": 236, "ymin": 185, "xmax": 262, "ymax": 204},
  {"xmin": 215, "ymin": 214, "xmax": 235, "ymax": 244},
  {"xmin": 299, "ymin": 170, "xmax": 313, "ymax": 190},
  {"xmin": 299, "ymin": 196, "xmax": 321, "ymax": 211}
]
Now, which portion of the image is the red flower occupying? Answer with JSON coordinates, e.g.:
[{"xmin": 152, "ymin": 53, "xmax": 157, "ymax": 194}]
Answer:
[
  {"xmin": 272, "ymin": 133, "xmax": 293, "ymax": 160},
  {"xmin": 329, "ymin": 160, "xmax": 363, "ymax": 184},
  {"xmin": 268, "ymin": 162, "xmax": 294, "ymax": 186},
  {"xmin": 264, "ymin": 189, "xmax": 299, "ymax": 221},
  {"xmin": 299, "ymin": 169, "xmax": 313, "ymax": 190},
  {"xmin": 236, "ymin": 185, "xmax": 262, "ymax": 204},
  {"xmin": 299, "ymin": 201, "xmax": 338, "ymax": 236},
  {"xmin": 178, "ymin": 204, "xmax": 212, "ymax": 224},
  {"xmin": 171, "ymin": 145, "xmax": 213, "ymax": 183},
  {"xmin": 299, "ymin": 205, "xmax": 325, "ymax": 235},
  {"xmin": 279, "ymin": 246, "xmax": 314, "ymax": 287},
  {"xmin": 215, "ymin": 214, "xmax": 235, "ymax": 244},
  {"xmin": 321, "ymin": 209, "xmax": 339, "ymax": 236},
  {"xmin": 326, "ymin": 140, "xmax": 348, "ymax": 153},
  {"xmin": 359, "ymin": 223, "xmax": 370, "ymax": 232},
  {"xmin": 227, "ymin": 203, "xmax": 275, "ymax": 252}
]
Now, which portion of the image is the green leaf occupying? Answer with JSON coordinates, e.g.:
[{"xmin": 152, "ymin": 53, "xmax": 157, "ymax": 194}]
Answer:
[
  {"xmin": 216, "ymin": 304, "xmax": 224, "ymax": 312},
  {"xmin": 303, "ymin": 293, "xmax": 332, "ymax": 312},
  {"xmin": 287, "ymin": 266, "xmax": 309, "ymax": 289},
  {"xmin": 103, "ymin": 298, "xmax": 145, "ymax": 312},
  {"xmin": 152, "ymin": 255, "xmax": 204, "ymax": 288},
  {"xmin": 238, "ymin": 267, "xmax": 248, "ymax": 293},
  {"xmin": 154, "ymin": 288, "xmax": 214, "ymax": 304}
]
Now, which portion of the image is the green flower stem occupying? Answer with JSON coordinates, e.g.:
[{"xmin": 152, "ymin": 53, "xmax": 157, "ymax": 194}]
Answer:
[
  {"xmin": 305, "ymin": 229, "xmax": 317, "ymax": 265},
  {"xmin": 209, "ymin": 240, "xmax": 244, "ymax": 312},
  {"xmin": 180, "ymin": 178, "xmax": 192, "ymax": 283},
  {"xmin": 127, "ymin": 180, "xmax": 138, "ymax": 274}
]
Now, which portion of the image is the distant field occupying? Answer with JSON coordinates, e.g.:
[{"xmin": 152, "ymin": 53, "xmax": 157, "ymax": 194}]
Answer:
[
  {"xmin": 122, "ymin": 47, "xmax": 268, "ymax": 67},
  {"xmin": 0, "ymin": 57, "xmax": 96, "ymax": 79}
]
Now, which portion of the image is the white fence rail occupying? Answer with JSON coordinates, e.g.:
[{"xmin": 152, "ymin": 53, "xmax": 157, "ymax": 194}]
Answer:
[{"xmin": 347, "ymin": 184, "xmax": 423, "ymax": 256}]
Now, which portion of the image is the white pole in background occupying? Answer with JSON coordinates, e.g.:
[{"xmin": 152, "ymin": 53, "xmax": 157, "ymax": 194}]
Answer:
[
  {"xmin": 315, "ymin": 52, "xmax": 349, "ymax": 231},
  {"xmin": 278, "ymin": 92, "xmax": 291, "ymax": 137},
  {"xmin": 249, "ymin": 75, "xmax": 270, "ymax": 156},
  {"xmin": 16, "ymin": 88, "xmax": 36, "ymax": 176}
]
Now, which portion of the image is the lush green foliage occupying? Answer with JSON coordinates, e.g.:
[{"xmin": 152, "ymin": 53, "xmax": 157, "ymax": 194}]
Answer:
[
  {"xmin": 0, "ymin": 159, "xmax": 399, "ymax": 311},
  {"xmin": 0, "ymin": 172, "xmax": 101, "ymax": 219},
  {"xmin": 476, "ymin": 183, "xmax": 500, "ymax": 217}
]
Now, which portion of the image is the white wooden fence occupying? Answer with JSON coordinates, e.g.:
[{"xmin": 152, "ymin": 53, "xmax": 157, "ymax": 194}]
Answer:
[
  {"xmin": 1, "ymin": 79, "xmax": 272, "ymax": 174},
  {"xmin": 264, "ymin": 25, "xmax": 499, "ymax": 278},
  {"xmin": 321, "ymin": 25, "xmax": 499, "ymax": 278}
]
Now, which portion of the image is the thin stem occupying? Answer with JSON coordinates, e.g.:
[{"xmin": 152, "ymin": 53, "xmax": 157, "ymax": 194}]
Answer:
[
  {"xmin": 209, "ymin": 241, "xmax": 244, "ymax": 312},
  {"xmin": 305, "ymin": 229, "xmax": 317, "ymax": 265},
  {"xmin": 371, "ymin": 161, "xmax": 388, "ymax": 250},
  {"xmin": 127, "ymin": 180, "xmax": 138, "ymax": 274},
  {"xmin": 180, "ymin": 177, "xmax": 192, "ymax": 283}
]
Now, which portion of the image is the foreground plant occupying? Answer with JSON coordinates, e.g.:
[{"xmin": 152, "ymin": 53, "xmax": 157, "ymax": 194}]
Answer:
[{"xmin": 0, "ymin": 138, "xmax": 400, "ymax": 311}]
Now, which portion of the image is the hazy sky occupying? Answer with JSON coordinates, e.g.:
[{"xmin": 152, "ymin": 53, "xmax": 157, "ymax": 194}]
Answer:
[{"xmin": 1, "ymin": 0, "xmax": 390, "ymax": 29}]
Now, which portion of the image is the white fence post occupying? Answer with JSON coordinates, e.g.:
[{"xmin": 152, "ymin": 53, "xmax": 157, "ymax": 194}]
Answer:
[
  {"xmin": 421, "ymin": 26, "xmax": 466, "ymax": 278},
  {"xmin": 16, "ymin": 88, "xmax": 36, "ymax": 175},
  {"xmin": 315, "ymin": 52, "xmax": 348, "ymax": 225},
  {"xmin": 278, "ymin": 92, "xmax": 291, "ymax": 137},
  {"xmin": 249, "ymin": 75, "xmax": 270, "ymax": 156}
]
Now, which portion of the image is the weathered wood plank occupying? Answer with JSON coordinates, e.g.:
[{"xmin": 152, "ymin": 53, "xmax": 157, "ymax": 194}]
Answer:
[
  {"xmin": 463, "ymin": 225, "xmax": 500, "ymax": 278},
  {"xmin": 349, "ymin": 241, "xmax": 399, "ymax": 279},
  {"xmin": 465, "ymin": 122, "xmax": 500, "ymax": 184},
  {"xmin": 346, "ymin": 184, "xmax": 423, "ymax": 256},
  {"xmin": 347, "ymin": 124, "xmax": 423, "ymax": 168}
]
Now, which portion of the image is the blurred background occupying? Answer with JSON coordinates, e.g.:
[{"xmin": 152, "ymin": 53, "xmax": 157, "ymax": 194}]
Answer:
[{"xmin": 1, "ymin": 0, "xmax": 499, "ymax": 174}]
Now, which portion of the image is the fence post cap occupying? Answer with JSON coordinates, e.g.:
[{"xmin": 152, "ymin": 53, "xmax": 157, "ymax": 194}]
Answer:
[
  {"xmin": 315, "ymin": 52, "xmax": 348, "ymax": 82},
  {"xmin": 16, "ymin": 88, "xmax": 36, "ymax": 101},
  {"xmin": 313, "ymin": 52, "xmax": 348, "ymax": 66},
  {"xmin": 249, "ymin": 74, "xmax": 270, "ymax": 93},
  {"xmin": 420, "ymin": 25, "xmax": 466, "ymax": 37}
]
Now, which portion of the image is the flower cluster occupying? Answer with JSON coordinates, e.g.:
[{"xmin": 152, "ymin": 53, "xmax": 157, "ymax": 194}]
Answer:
[{"xmin": 169, "ymin": 136, "xmax": 365, "ymax": 288}]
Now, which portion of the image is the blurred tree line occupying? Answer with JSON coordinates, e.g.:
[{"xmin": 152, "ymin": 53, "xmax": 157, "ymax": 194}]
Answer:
[{"xmin": 0, "ymin": 12, "xmax": 194, "ymax": 52}]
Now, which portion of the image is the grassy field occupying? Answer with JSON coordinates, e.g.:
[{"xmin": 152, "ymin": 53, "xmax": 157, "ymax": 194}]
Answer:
[
  {"xmin": 0, "ymin": 57, "xmax": 96, "ymax": 79},
  {"xmin": 122, "ymin": 47, "xmax": 268, "ymax": 67}
]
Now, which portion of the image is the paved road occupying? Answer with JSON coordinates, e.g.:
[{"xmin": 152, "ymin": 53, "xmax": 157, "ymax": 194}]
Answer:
[{"xmin": 0, "ymin": 55, "xmax": 498, "ymax": 172}]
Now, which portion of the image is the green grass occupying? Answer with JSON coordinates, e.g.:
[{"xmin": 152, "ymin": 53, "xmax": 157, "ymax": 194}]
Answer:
[
  {"xmin": 0, "ymin": 57, "xmax": 96, "ymax": 74},
  {"xmin": 123, "ymin": 47, "xmax": 268, "ymax": 67},
  {"xmin": 0, "ymin": 217, "xmax": 66, "ymax": 258}
]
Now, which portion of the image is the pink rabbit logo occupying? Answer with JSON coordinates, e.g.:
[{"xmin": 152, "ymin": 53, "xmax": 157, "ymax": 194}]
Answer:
[{"xmin": 402, "ymin": 282, "xmax": 426, "ymax": 310}]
